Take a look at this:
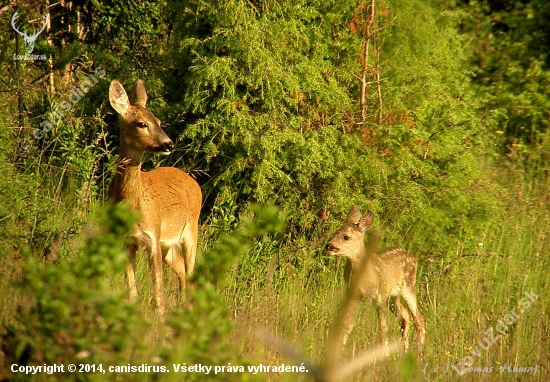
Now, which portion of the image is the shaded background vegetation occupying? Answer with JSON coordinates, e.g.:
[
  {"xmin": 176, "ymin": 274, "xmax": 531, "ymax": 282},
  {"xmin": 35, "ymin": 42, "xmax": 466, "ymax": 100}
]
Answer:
[{"xmin": 0, "ymin": 0, "xmax": 548, "ymax": 380}]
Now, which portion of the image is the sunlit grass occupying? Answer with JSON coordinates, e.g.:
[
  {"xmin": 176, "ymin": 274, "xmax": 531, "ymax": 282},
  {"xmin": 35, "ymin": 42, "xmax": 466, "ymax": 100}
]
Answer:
[
  {"xmin": 1, "ymin": 140, "xmax": 548, "ymax": 382},
  {"xmin": 223, "ymin": 165, "xmax": 549, "ymax": 381}
]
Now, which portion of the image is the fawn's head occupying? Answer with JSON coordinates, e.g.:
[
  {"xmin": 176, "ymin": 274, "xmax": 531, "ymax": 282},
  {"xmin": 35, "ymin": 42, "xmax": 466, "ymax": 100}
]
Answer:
[
  {"xmin": 109, "ymin": 79, "xmax": 173, "ymax": 156},
  {"xmin": 326, "ymin": 206, "xmax": 374, "ymax": 259}
]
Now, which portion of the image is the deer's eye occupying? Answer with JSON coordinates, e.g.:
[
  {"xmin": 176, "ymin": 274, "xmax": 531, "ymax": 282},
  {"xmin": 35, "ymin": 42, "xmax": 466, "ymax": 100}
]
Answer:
[
  {"xmin": 343, "ymin": 235, "xmax": 350, "ymax": 241},
  {"xmin": 136, "ymin": 122, "xmax": 148, "ymax": 128}
]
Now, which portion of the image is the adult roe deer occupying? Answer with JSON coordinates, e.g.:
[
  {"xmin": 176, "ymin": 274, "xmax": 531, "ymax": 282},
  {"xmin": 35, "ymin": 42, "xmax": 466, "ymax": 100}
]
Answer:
[
  {"xmin": 108, "ymin": 79, "xmax": 202, "ymax": 315},
  {"xmin": 326, "ymin": 206, "xmax": 425, "ymax": 351}
]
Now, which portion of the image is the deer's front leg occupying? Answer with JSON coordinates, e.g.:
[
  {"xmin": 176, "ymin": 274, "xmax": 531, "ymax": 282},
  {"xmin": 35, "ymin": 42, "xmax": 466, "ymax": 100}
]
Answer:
[
  {"xmin": 377, "ymin": 302, "xmax": 389, "ymax": 347},
  {"xmin": 125, "ymin": 245, "xmax": 138, "ymax": 301},
  {"xmin": 148, "ymin": 238, "xmax": 165, "ymax": 315}
]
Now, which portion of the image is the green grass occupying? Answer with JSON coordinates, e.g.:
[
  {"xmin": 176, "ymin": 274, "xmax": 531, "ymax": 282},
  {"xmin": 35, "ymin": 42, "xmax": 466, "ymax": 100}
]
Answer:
[
  {"xmin": 1, "ymin": 143, "xmax": 548, "ymax": 382},
  {"xmin": 218, "ymin": 164, "xmax": 549, "ymax": 381}
]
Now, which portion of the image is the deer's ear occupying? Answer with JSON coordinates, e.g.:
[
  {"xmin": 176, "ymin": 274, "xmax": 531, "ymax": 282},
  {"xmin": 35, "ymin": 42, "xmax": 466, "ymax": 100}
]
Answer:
[
  {"xmin": 345, "ymin": 205, "xmax": 361, "ymax": 225},
  {"xmin": 129, "ymin": 79, "xmax": 147, "ymax": 107},
  {"xmin": 109, "ymin": 80, "xmax": 130, "ymax": 115},
  {"xmin": 357, "ymin": 212, "xmax": 374, "ymax": 233}
]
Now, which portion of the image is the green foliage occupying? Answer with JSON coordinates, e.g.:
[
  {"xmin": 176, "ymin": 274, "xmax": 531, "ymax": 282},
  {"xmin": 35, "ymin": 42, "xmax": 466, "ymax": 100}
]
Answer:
[
  {"xmin": 164, "ymin": 0, "xmax": 353, "ymax": 230},
  {"xmin": 1, "ymin": 0, "xmax": 549, "ymax": 380},
  {"xmin": 161, "ymin": 0, "xmax": 499, "ymax": 257},
  {"xmin": 453, "ymin": 0, "xmax": 550, "ymax": 147},
  {"xmin": 2, "ymin": 203, "xmax": 143, "ymax": 378},
  {"xmin": 354, "ymin": 0, "xmax": 503, "ymax": 250},
  {"xmin": 166, "ymin": 205, "xmax": 285, "ymax": 381},
  {"xmin": 0, "ymin": 130, "xmax": 35, "ymax": 254},
  {"xmin": 85, "ymin": 0, "xmax": 168, "ymax": 81}
]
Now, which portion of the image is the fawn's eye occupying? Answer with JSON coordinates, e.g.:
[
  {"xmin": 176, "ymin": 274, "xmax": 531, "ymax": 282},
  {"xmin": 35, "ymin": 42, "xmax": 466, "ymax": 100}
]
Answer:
[
  {"xmin": 343, "ymin": 235, "xmax": 350, "ymax": 241},
  {"xmin": 136, "ymin": 121, "xmax": 148, "ymax": 128}
]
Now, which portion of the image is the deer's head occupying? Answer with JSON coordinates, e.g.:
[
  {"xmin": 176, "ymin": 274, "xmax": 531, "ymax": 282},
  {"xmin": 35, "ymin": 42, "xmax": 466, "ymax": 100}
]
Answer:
[
  {"xmin": 109, "ymin": 79, "xmax": 174, "ymax": 157},
  {"xmin": 326, "ymin": 206, "xmax": 374, "ymax": 259}
]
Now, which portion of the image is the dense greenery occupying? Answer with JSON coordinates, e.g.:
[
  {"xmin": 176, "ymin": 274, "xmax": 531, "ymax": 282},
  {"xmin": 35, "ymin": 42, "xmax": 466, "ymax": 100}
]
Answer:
[
  {"xmin": 450, "ymin": 0, "xmax": 550, "ymax": 147},
  {"xmin": 1, "ymin": 0, "xmax": 548, "ymax": 381}
]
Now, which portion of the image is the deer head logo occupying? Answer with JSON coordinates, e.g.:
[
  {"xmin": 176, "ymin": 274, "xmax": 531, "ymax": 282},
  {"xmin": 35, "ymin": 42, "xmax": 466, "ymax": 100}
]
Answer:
[{"xmin": 11, "ymin": 11, "xmax": 48, "ymax": 54}]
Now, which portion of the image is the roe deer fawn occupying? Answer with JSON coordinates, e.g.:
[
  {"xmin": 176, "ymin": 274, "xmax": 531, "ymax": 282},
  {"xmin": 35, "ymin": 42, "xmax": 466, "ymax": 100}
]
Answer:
[
  {"xmin": 108, "ymin": 79, "xmax": 202, "ymax": 315},
  {"xmin": 326, "ymin": 206, "xmax": 425, "ymax": 351}
]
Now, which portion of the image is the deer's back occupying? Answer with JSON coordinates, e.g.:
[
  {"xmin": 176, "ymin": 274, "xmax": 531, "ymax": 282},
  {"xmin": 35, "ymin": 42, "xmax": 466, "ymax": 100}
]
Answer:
[{"xmin": 354, "ymin": 246, "xmax": 417, "ymax": 301}]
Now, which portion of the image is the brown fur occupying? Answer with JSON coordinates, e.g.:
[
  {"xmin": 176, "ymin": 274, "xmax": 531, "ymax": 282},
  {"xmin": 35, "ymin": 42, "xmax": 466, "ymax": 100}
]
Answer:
[
  {"xmin": 108, "ymin": 79, "xmax": 202, "ymax": 315},
  {"xmin": 327, "ymin": 206, "xmax": 425, "ymax": 350}
]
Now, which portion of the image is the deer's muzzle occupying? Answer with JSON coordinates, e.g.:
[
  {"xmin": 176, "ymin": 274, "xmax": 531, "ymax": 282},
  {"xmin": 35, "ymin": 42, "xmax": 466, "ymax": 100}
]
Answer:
[{"xmin": 155, "ymin": 140, "xmax": 174, "ymax": 155}]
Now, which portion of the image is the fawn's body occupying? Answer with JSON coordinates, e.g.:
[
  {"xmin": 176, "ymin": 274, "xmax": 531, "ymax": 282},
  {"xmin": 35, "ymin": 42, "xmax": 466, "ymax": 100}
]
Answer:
[
  {"xmin": 327, "ymin": 206, "xmax": 425, "ymax": 350},
  {"xmin": 108, "ymin": 79, "xmax": 202, "ymax": 314}
]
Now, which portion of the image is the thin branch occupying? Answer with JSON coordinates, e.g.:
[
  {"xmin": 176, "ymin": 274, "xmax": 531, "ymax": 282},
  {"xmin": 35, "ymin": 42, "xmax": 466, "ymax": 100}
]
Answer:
[
  {"xmin": 251, "ymin": 328, "xmax": 322, "ymax": 380},
  {"xmin": 0, "ymin": 3, "xmax": 16, "ymax": 18},
  {"xmin": 359, "ymin": 0, "xmax": 376, "ymax": 123},
  {"xmin": 375, "ymin": 33, "xmax": 383, "ymax": 124},
  {"xmin": 364, "ymin": 78, "xmax": 387, "ymax": 86},
  {"xmin": 325, "ymin": 341, "xmax": 401, "ymax": 382}
]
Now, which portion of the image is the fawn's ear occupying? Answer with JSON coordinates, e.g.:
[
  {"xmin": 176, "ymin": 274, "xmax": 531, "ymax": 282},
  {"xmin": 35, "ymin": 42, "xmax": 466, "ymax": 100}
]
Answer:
[
  {"xmin": 109, "ymin": 80, "xmax": 130, "ymax": 115},
  {"xmin": 345, "ymin": 205, "xmax": 361, "ymax": 225},
  {"xmin": 357, "ymin": 211, "xmax": 374, "ymax": 233}
]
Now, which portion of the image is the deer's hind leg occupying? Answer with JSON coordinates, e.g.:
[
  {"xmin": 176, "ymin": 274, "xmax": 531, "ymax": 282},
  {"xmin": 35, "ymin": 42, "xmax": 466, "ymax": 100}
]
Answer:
[
  {"xmin": 390, "ymin": 296, "xmax": 411, "ymax": 351},
  {"xmin": 181, "ymin": 221, "xmax": 198, "ymax": 277},
  {"xmin": 401, "ymin": 288, "xmax": 426, "ymax": 349},
  {"xmin": 162, "ymin": 246, "xmax": 187, "ymax": 292}
]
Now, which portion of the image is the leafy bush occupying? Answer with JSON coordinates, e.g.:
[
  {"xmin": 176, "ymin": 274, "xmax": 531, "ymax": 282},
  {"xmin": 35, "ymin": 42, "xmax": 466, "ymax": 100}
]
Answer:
[
  {"xmin": 1, "ymin": 203, "xmax": 145, "ymax": 381},
  {"xmin": 0, "ymin": 201, "xmax": 286, "ymax": 381},
  {"xmin": 165, "ymin": 205, "xmax": 286, "ymax": 381},
  {"xmin": 161, "ymin": 0, "xmax": 501, "ymax": 257},
  {"xmin": 454, "ymin": 0, "xmax": 550, "ymax": 147}
]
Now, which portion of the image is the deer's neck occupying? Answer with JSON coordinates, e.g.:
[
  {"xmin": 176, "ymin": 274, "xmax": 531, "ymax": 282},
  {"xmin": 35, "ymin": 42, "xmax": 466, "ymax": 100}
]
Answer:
[
  {"xmin": 348, "ymin": 247, "xmax": 371, "ymax": 268},
  {"xmin": 109, "ymin": 147, "xmax": 143, "ymax": 209},
  {"xmin": 344, "ymin": 247, "xmax": 376, "ymax": 284}
]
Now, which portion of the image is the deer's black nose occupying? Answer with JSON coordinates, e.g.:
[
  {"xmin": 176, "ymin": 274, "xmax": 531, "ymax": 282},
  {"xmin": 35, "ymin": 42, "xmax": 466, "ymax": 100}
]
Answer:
[{"xmin": 161, "ymin": 140, "xmax": 174, "ymax": 153}]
